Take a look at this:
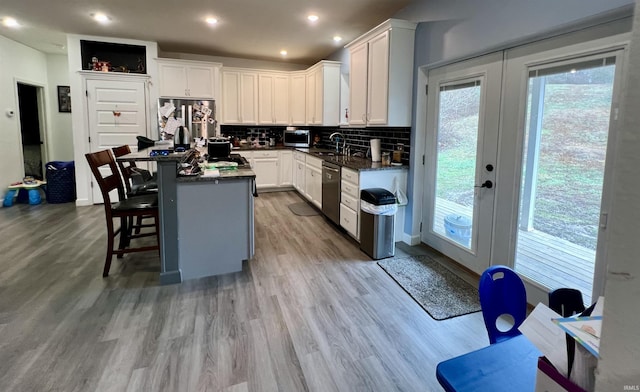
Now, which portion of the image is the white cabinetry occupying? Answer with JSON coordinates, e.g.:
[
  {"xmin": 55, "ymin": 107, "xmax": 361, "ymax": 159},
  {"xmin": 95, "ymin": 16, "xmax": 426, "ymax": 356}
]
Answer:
[
  {"xmin": 346, "ymin": 19, "xmax": 416, "ymax": 127},
  {"xmin": 221, "ymin": 69, "xmax": 258, "ymax": 124},
  {"xmin": 305, "ymin": 61, "xmax": 341, "ymax": 126},
  {"xmin": 258, "ymin": 73, "xmax": 290, "ymax": 125},
  {"xmin": 340, "ymin": 167, "xmax": 360, "ymax": 239},
  {"xmin": 246, "ymin": 150, "xmax": 279, "ymax": 189},
  {"xmin": 157, "ymin": 59, "xmax": 221, "ymax": 99},
  {"xmin": 304, "ymin": 155, "xmax": 323, "ymax": 208},
  {"xmin": 293, "ymin": 151, "xmax": 306, "ymax": 192},
  {"xmin": 290, "ymin": 72, "xmax": 307, "ymax": 125},
  {"xmin": 240, "ymin": 150, "xmax": 295, "ymax": 190},
  {"xmin": 279, "ymin": 150, "xmax": 293, "ymax": 187},
  {"xmin": 340, "ymin": 166, "xmax": 408, "ymax": 242}
]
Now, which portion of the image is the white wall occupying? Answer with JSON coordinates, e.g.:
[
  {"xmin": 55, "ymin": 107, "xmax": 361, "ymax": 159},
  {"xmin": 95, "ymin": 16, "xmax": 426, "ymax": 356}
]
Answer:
[
  {"xmin": 595, "ymin": 0, "xmax": 640, "ymax": 389},
  {"xmin": 397, "ymin": 0, "xmax": 634, "ymax": 66},
  {"xmin": 46, "ymin": 54, "xmax": 73, "ymax": 161},
  {"xmin": 0, "ymin": 35, "xmax": 49, "ymax": 200}
]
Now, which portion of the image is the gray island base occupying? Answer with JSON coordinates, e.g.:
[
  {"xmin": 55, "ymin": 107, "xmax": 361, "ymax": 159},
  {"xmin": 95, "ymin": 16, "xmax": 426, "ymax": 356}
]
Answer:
[
  {"xmin": 117, "ymin": 151, "xmax": 255, "ymax": 284},
  {"xmin": 177, "ymin": 176, "xmax": 255, "ymax": 280}
]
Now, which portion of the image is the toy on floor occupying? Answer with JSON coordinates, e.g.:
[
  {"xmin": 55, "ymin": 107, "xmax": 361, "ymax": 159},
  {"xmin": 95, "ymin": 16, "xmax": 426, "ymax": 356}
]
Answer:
[{"xmin": 3, "ymin": 178, "xmax": 47, "ymax": 207}]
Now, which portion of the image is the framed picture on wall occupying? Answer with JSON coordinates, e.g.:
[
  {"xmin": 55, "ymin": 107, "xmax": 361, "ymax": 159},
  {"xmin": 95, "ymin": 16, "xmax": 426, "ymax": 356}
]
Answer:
[{"xmin": 57, "ymin": 85, "xmax": 71, "ymax": 113}]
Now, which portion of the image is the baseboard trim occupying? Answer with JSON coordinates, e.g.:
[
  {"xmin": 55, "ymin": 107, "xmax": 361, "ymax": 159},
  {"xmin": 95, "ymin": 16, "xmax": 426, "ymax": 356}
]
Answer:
[
  {"xmin": 160, "ymin": 269, "xmax": 182, "ymax": 285},
  {"xmin": 402, "ymin": 233, "xmax": 421, "ymax": 246},
  {"xmin": 75, "ymin": 199, "xmax": 92, "ymax": 207}
]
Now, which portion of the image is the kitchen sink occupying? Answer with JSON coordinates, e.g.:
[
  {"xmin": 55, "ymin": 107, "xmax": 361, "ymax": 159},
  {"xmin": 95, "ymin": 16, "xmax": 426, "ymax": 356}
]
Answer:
[{"xmin": 311, "ymin": 151, "xmax": 343, "ymax": 157}]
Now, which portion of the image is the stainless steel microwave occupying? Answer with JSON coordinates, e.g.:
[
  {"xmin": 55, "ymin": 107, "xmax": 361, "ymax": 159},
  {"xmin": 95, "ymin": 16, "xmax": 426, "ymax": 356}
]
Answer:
[{"xmin": 283, "ymin": 129, "xmax": 311, "ymax": 147}]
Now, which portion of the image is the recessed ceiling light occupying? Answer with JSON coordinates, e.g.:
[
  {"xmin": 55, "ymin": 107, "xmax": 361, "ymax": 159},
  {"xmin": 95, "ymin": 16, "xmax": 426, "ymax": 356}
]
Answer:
[
  {"xmin": 333, "ymin": 36, "xmax": 342, "ymax": 42},
  {"xmin": 307, "ymin": 15, "xmax": 319, "ymax": 22},
  {"xmin": 280, "ymin": 50, "xmax": 287, "ymax": 56},
  {"xmin": 2, "ymin": 17, "xmax": 19, "ymax": 28},
  {"xmin": 206, "ymin": 17, "xmax": 218, "ymax": 25},
  {"xmin": 92, "ymin": 13, "xmax": 111, "ymax": 24}
]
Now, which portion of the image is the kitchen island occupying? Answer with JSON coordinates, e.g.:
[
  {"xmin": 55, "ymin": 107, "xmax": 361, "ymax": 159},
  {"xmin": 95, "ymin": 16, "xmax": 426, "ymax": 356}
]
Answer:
[{"xmin": 117, "ymin": 150, "xmax": 256, "ymax": 284}]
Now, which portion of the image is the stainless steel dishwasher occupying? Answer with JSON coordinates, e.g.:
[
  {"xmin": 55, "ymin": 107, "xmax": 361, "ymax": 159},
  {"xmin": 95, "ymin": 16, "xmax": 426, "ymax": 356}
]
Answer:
[{"xmin": 322, "ymin": 161, "xmax": 341, "ymax": 225}]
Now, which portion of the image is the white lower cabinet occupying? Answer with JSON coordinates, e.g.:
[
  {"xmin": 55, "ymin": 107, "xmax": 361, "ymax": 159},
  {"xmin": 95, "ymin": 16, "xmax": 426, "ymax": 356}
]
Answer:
[
  {"xmin": 340, "ymin": 167, "xmax": 360, "ymax": 239},
  {"xmin": 253, "ymin": 150, "xmax": 279, "ymax": 189},
  {"xmin": 240, "ymin": 150, "xmax": 295, "ymax": 190},
  {"xmin": 340, "ymin": 204, "xmax": 359, "ymax": 239},
  {"xmin": 279, "ymin": 150, "xmax": 293, "ymax": 187},
  {"xmin": 304, "ymin": 155, "xmax": 323, "ymax": 208},
  {"xmin": 293, "ymin": 151, "xmax": 306, "ymax": 193}
]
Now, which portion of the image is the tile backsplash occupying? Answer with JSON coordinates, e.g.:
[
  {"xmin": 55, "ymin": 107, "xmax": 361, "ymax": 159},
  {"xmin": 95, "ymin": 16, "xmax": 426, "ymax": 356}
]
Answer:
[{"xmin": 220, "ymin": 125, "xmax": 411, "ymax": 165}]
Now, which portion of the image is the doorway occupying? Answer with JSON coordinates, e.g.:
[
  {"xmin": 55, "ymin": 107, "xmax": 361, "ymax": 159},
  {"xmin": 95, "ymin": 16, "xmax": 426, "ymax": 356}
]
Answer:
[
  {"xmin": 421, "ymin": 27, "xmax": 628, "ymax": 305},
  {"xmin": 422, "ymin": 52, "xmax": 502, "ymax": 275},
  {"xmin": 17, "ymin": 83, "xmax": 47, "ymax": 180},
  {"xmin": 499, "ymin": 44, "xmax": 626, "ymax": 305}
]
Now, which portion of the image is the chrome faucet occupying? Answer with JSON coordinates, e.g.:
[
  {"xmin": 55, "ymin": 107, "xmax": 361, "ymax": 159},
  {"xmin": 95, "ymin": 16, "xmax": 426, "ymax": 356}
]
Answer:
[{"xmin": 329, "ymin": 132, "xmax": 346, "ymax": 155}]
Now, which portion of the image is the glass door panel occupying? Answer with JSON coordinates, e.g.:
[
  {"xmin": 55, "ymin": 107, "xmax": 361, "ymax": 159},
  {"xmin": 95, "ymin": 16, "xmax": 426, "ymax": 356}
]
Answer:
[
  {"xmin": 423, "ymin": 52, "xmax": 502, "ymax": 275},
  {"xmin": 514, "ymin": 57, "xmax": 616, "ymax": 305},
  {"xmin": 432, "ymin": 82, "xmax": 481, "ymax": 250}
]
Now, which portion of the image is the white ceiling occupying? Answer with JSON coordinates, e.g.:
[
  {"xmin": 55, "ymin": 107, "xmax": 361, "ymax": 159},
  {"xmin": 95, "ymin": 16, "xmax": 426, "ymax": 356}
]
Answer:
[{"xmin": 0, "ymin": 0, "xmax": 414, "ymax": 65}]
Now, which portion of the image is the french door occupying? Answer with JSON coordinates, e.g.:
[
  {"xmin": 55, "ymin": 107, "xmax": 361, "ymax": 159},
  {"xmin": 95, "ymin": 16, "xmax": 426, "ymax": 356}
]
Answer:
[
  {"xmin": 496, "ymin": 38, "xmax": 626, "ymax": 305},
  {"xmin": 422, "ymin": 52, "xmax": 502, "ymax": 275},
  {"xmin": 422, "ymin": 28, "xmax": 628, "ymax": 304}
]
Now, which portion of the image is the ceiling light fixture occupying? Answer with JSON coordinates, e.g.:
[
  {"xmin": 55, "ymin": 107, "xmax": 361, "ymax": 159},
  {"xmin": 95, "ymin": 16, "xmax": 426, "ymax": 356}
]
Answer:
[
  {"xmin": 92, "ymin": 13, "xmax": 110, "ymax": 24},
  {"xmin": 307, "ymin": 15, "xmax": 319, "ymax": 22},
  {"xmin": 280, "ymin": 50, "xmax": 287, "ymax": 56},
  {"xmin": 333, "ymin": 36, "xmax": 342, "ymax": 42},
  {"xmin": 206, "ymin": 17, "xmax": 218, "ymax": 25},
  {"xmin": 2, "ymin": 17, "xmax": 19, "ymax": 28}
]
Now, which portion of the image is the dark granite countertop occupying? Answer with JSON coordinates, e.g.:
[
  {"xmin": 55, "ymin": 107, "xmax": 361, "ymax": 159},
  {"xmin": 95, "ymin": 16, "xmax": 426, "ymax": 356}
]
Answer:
[
  {"xmin": 294, "ymin": 148, "xmax": 408, "ymax": 172},
  {"xmin": 176, "ymin": 168, "xmax": 256, "ymax": 183},
  {"xmin": 118, "ymin": 146, "xmax": 408, "ymax": 173}
]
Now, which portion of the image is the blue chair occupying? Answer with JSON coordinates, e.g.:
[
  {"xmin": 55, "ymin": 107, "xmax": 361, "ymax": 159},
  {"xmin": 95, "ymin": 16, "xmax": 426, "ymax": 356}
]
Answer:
[{"xmin": 479, "ymin": 265, "xmax": 527, "ymax": 344}]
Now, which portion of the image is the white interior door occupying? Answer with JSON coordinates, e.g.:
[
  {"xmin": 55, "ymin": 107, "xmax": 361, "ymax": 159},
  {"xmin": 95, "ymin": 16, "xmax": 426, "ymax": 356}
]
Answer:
[
  {"xmin": 422, "ymin": 52, "xmax": 502, "ymax": 275},
  {"xmin": 86, "ymin": 78, "xmax": 148, "ymax": 203}
]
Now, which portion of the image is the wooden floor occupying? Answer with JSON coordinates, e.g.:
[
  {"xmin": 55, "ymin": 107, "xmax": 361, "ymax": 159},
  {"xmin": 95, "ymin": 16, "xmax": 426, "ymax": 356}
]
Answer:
[
  {"xmin": 433, "ymin": 198, "xmax": 594, "ymax": 303},
  {"xmin": 0, "ymin": 191, "xmax": 489, "ymax": 392}
]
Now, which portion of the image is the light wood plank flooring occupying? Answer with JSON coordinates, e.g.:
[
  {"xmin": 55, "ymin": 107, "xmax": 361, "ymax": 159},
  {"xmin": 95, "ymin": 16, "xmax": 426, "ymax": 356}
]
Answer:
[{"xmin": 0, "ymin": 191, "xmax": 489, "ymax": 392}]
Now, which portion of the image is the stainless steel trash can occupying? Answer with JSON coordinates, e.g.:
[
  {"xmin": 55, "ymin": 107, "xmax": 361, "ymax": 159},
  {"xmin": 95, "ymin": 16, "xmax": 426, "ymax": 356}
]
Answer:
[{"xmin": 360, "ymin": 188, "xmax": 397, "ymax": 259}]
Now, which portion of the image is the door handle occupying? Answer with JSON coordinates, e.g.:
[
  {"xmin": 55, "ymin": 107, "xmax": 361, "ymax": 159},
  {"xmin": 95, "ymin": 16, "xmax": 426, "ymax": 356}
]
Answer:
[{"xmin": 476, "ymin": 180, "xmax": 493, "ymax": 189}]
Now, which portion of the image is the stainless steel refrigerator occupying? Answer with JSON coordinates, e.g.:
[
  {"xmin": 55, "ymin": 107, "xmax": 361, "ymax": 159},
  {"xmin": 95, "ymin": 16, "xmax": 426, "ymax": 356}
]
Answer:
[{"xmin": 158, "ymin": 98, "xmax": 216, "ymax": 140}]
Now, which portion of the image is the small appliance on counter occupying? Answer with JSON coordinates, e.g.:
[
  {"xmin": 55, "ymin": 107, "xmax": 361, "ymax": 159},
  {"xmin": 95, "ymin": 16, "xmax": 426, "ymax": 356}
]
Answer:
[
  {"xmin": 283, "ymin": 128, "xmax": 311, "ymax": 147},
  {"xmin": 174, "ymin": 126, "xmax": 191, "ymax": 152},
  {"xmin": 207, "ymin": 137, "xmax": 231, "ymax": 160}
]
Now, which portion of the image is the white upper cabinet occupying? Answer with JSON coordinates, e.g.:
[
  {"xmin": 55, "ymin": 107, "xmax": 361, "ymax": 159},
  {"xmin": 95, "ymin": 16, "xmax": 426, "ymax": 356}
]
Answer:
[
  {"xmin": 222, "ymin": 69, "xmax": 258, "ymax": 124},
  {"xmin": 346, "ymin": 19, "xmax": 416, "ymax": 127},
  {"xmin": 290, "ymin": 72, "xmax": 306, "ymax": 125},
  {"xmin": 258, "ymin": 72, "xmax": 290, "ymax": 125},
  {"xmin": 305, "ymin": 61, "xmax": 341, "ymax": 126},
  {"xmin": 220, "ymin": 61, "xmax": 339, "ymax": 126},
  {"xmin": 157, "ymin": 59, "xmax": 221, "ymax": 99},
  {"xmin": 349, "ymin": 43, "xmax": 369, "ymax": 126}
]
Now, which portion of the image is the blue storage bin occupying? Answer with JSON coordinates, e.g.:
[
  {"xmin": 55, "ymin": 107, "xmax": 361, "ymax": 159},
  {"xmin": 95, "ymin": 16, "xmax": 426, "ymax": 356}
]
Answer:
[{"xmin": 45, "ymin": 161, "xmax": 76, "ymax": 203}]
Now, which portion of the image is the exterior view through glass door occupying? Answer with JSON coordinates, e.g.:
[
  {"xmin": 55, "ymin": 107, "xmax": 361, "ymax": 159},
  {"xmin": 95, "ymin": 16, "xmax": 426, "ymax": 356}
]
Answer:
[
  {"xmin": 423, "ymin": 53, "xmax": 502, "ymax": 275},
  {"xmin": 513, "ymin": 55, "xmax": 619, "ymax": 305}
]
